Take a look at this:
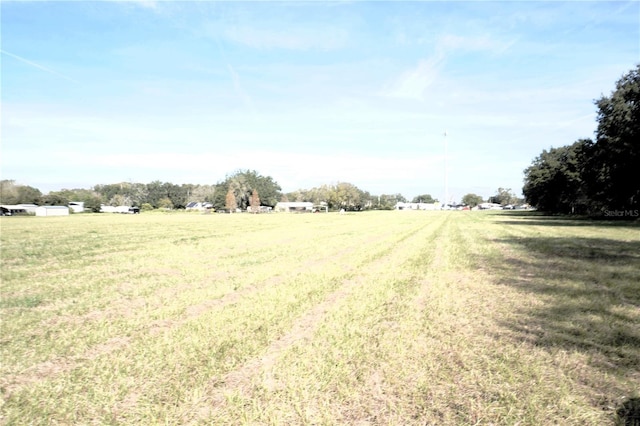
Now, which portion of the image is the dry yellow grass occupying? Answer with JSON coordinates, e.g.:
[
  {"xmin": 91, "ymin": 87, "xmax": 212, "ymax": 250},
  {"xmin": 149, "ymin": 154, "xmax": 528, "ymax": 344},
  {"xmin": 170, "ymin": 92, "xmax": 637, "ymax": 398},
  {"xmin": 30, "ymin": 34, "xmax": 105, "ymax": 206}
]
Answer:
[{"xmin": 1, "ymin": 211, "xmax": 638, "ymax": 424}]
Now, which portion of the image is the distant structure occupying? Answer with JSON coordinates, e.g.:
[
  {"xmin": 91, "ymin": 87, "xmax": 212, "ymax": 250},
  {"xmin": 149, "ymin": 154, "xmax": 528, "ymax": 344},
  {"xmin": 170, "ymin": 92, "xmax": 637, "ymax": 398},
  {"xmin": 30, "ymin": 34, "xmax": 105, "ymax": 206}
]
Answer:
[
  {"xmin": 478, "ymin": 203, "xmax": 503, "ymax": 210},
  {"xmin": 185, "ymin": 202, "xmax": 213, "ymax": 211},
  {"xmin": 69, "ymin": 201, "xmax": 85, "ymax": 213},
  {"xmin": 100, "ymin": 205, "xmax": 140, "ymax": 214},
  {"xmin": 0, "ymin": 204, "xmax": 37, "ymax": 215},
  {"xmin": 395, "ymin": 202, "xmax": 440, "ymax": 211},
  {"xmin": 274, "ymin": 202, "xmax": 314, "ymax": 213},
  {"xmin": 35, "ymin": 206, "xmax": 69, "ymax": 217},
  {"xmin": 444, "ymin": 130, "xmax": 449, "ymax": 207}
]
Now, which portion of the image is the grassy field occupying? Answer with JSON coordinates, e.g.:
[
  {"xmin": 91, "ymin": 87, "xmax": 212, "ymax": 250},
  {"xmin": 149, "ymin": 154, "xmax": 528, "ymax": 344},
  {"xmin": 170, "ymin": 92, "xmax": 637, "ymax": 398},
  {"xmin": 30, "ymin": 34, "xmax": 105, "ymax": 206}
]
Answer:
[{"xmin": 1, "ymin": 210, "xmax": 638, "ymax": 425}]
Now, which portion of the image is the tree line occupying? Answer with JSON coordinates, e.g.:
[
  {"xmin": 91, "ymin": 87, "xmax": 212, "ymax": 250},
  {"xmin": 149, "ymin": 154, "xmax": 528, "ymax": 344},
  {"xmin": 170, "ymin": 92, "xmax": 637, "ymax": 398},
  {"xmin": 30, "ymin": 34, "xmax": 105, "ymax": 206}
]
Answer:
[
  {"xmin": 0, "ymin": 173, "xmax": 409, "ymax": 212},
  {"xmin": 1, "ymin": 168, "xmax": 516, "ymax": 213},
  {"xmin": 523, "ymin": 65, "xmax": 639, "ymax": 216}
]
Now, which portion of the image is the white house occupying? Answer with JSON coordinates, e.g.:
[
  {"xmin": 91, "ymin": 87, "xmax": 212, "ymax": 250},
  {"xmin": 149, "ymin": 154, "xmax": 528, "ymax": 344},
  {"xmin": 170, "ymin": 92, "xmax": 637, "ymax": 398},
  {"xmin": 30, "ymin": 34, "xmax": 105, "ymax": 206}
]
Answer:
[{"xmin": 35, "ymin": 206, "xmax": 69, "ymax": 217}]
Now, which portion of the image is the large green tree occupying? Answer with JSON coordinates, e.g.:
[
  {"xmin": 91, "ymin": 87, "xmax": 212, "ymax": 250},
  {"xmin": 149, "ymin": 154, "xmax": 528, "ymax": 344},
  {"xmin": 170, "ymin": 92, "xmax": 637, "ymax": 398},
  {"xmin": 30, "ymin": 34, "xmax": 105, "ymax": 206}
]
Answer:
[
  {"xmin": 142, "ymin": 181, "xmax": 189, "ymax": 209},
  {"xmin": 0, "ymin": 180, "xmax": 42, "ymax": 204},
  {"xmin": 42, "ymin": 192, "xmax": 69, "ymax": 206},
  {"xmin": 189, "ymin": 184, "xmax": 216, "ymax": 203},
  {"xmin": 461, "ymin": 193, "xmax": 483, "ymax": 208},
  {"xmin": 327, "ymin": 182, "xmax": 365, "ymax": 210},
  {"xmin": 583, "ymin": 65, "xmax": 640, "ymax": 212},
  {"xmin": 488, "ymin": 187, "xmax": 519, "ymax": 206},
  {"xmin": 523, "ymin": 65, "xmax": 639, "ymax": 215},
  {"xmin": 523, "ymin": 140, "xmax": 589, "ymax": 214},
  {"xmin": 95, "ymin": 182, "xmax": 147, "ymax": 207},
  {"xmin": 83, "ymin": 195, "xmax": 103, "ymax": 213},
  {"xmin": 50, "ymin": 188, "xmax": 102, "ymax": 206},
  {"xmin": 375, "ymin": 193, "xmax": 406, "ymax": 210},
  {"xmin": 15, "ymin": 185, "xmax": 42, "ymax": 204},
  {"xmin": 411, "ymin": 194, "xmax": 435, "ymax": 203},
  {"xmin": 213, "ymin": 170, "xmax": 282, "ymax": 210},
  {"xmin": 0, "ymin": 180, "xmax": 17, "ymax": 204}
]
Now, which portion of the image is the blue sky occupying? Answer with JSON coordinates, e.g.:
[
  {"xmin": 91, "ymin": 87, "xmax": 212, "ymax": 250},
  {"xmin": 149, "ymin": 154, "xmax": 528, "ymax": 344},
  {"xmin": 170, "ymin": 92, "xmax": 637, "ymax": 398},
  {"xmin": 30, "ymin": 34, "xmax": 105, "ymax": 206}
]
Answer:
[{"xmin": 2, "ymin": 1, "xmax": 638, "ymax": 201}]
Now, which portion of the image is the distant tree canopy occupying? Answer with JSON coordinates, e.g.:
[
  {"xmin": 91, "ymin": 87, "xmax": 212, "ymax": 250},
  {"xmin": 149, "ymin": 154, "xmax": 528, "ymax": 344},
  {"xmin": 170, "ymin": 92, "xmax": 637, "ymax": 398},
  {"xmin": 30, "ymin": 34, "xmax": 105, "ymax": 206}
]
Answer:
[
  {"xmin": 461, "ymin": 193, "xmax": 483, "ymax": 208},
  {"xmin": 1, "ymin": 174, "xmax": 406, "ymax": 212},
  {"xmin": 524, "ymin": 65, "xmax": 640, "ymax": 215},
  {"xmin": 93, "ymin": 181, "xmax": 195, "ymax": 209},
  {"xmin": 411, "ymin": 194, "xmax": 435, "ymax": 204},
  {"xmin": 523, "ymin": 140, "xmax": 588, "ymax": 214},
  {"xmin": 376, "ymin": 193, "xmax": 406, "ymax": 210},
  {"xmin": 2, "ymin": 173, "xmax": 415, "ymax": 213},
  {"xmin": 42, "ymin": 192, "xmax": 70, "ymax": 206},
  {"xmin": 213, "ymin": 170, "xmax": 282, "ymax": 211},
  {"xmin": 585, "ymin": 64, "xmax": 640, "ymax": 211},
  {"xmin": 0, "ymin": 180, "xmax": 43, "ymax": 205},
  {"xmin": 285, "ymin": 182, "xmax": 373, "ymax": 210},
  {"xmin": 16, "ymin": 185, "xmax": 43, "ymax": 205},
  {"xmin": 488, "ymin": 188, "xmax": 519, "ymax": 206},
  {"xmin": 144, "ymin": 181, "xmax": 190, "ymax": 209}
]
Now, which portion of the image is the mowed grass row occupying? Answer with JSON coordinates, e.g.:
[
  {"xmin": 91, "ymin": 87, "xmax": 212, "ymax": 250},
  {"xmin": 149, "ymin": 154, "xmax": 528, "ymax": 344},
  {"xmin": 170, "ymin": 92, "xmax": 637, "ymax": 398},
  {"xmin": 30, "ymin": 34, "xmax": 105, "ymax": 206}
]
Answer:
[
  {"xmin": 1, "ymin": 211, "xmax": 639, "ymax": 424},
  {"xmin": 205, "ymin": 212, "xmax": 640, "ymax": 425},
  {"xmin": 1, "ymin": 212, "xmax": 440, "ymax": 423},
  {"xmin": 1, "ymin": 212, "xmax": 415, "ymax": 370}
]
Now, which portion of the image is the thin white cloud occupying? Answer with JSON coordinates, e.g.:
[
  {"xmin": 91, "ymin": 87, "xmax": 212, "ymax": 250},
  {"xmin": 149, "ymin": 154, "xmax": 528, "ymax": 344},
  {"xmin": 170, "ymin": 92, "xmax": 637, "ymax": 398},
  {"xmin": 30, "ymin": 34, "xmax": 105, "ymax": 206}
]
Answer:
[
  {"xmin": 226, "ymin": 63, "xmax": 258, "ymax": 117},
  {"xmin": 382, "ymin": 53, "xmax": 445, "ymax": 101},
  {"xmin": 382, "ymin": 32, "xmax": 518, "ymax": 101},
  {"xmin": 0, "ymin": 49, "xmax": 78, "ymax": 83}
]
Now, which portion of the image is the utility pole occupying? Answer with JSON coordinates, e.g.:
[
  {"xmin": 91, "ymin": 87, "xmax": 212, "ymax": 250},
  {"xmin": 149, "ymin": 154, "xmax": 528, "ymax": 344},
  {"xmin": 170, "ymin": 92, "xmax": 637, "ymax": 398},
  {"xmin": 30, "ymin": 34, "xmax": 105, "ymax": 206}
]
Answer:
[{"xmin": 444, "ymin": 130, "xmax": 448, "ymax": 209}]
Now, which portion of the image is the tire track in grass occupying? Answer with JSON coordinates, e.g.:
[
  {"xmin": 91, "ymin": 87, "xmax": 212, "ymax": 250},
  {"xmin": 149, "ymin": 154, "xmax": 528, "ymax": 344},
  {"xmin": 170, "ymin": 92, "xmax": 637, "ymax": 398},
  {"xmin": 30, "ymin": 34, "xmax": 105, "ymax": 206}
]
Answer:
[
  {"xmin": 37, "ymin": 230, "xmax": 338, "ymax": 326},
  {"xmin": 181, "ymin": 216, "xmax": 447, "ymax": 424},
  {"xmin": 143, "ymin": 222, "xmax": 406, "ymax": 335},
  {"xmin": 411, "ymin": 214, "xmax": 450, "ymax": 314},
  {"xmin": 343, "ymin": 216, "xmax": 449, "ymax": 425},
  {"xmin": 234, "ymin": 214, "xmax": 448, "ymax": 425},
  {"xmin": 169, "ymin": 218, "xmax": 441, "ymax": 423},
  {"xmin": 0, "ymin": 221, "xmax": 411, "ymax": 401}
]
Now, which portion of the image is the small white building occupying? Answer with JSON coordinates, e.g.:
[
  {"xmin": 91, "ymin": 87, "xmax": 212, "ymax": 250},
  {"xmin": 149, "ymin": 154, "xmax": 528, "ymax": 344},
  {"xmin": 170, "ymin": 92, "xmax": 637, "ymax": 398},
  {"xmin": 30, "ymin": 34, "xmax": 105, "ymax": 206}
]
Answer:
[
  {"xmin": 274, "ymin": 201, "xmax": 314, "ymax": 213},
  {"xmin": 18, "ymin": 204, "xmax": 39, "ymax": 214},
  {"xmin": 478, "ymin": 203, "xmax": 503, "ymax": 210},
  {"xmin": 246, "ymin": 205, "xmax": 273, "ymax": 213},
  {"xmin": 1, "ymin": 204, "xmax": 38, "ymax": 215},
  {"xmin": 35, "ymin": 206, "xmax": 69, "ymax": 217},
  {"xmin": 69, "ymin": 201, "xmax": 85, "ymax": 213},
  {"xmin": 395, "ymin": 202, "xmax": 440, "ymax": 211},
  {"xmin": 100, "ymin": 205, "xmax": 137, "ymax": 213}
]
